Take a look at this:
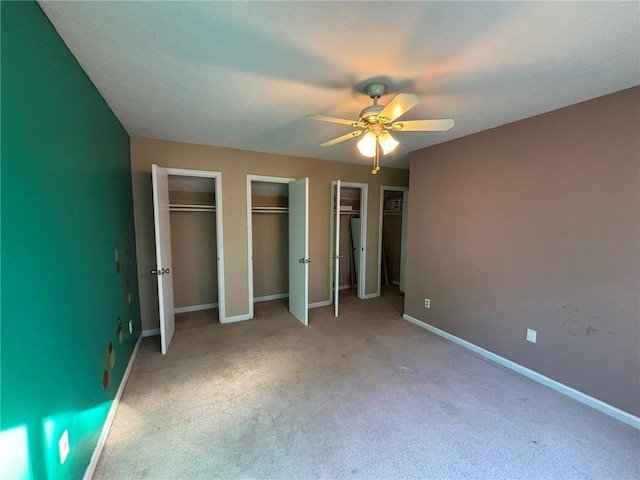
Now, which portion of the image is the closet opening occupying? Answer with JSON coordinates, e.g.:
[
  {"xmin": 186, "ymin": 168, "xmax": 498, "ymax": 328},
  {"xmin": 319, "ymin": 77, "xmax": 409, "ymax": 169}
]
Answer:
[
  {"xmin": 246, "ymin": 174, "xmax": 309, "ymax": 325},
  {"xmin": 168, "ymin": 175, "xmax": 220, "ymax": 315},
  {"xmin": 378, "ymin": 186, "xmax": 408, "ymax": 297},
  {"xmin": 249, "ymin": 179, "xmax": 289, "ymax": 315},
  {"xmin": 151, "ymin": 165, "xmax": 225, "ymax": 354},
  {"xmin": 330, "ymin": 181, "xmax": 368, "ymax": 317}
]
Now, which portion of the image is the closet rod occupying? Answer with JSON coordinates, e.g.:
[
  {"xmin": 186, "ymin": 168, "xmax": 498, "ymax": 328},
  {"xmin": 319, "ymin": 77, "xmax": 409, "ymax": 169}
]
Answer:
[
  {"xmin": 170, "ymin": 206, "xmax": 216, "ymax": 212},
  {"xmin": 169, "ymin": 203, "xmax": 215, "ymax": 209},
  {"xmin": 252, "ymin": 206, "xmax": 288, "ymax": 213}
]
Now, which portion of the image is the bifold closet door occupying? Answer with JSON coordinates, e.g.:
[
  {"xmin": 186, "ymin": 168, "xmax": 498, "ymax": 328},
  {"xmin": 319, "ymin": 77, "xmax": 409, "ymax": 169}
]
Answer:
[
  {"xmin": 288, "ymin": 178, "xmax": 309, "ymax": 326},
  {"xmin": 151, "ymin": 164, "xmax": 176, "ymax": 354}
]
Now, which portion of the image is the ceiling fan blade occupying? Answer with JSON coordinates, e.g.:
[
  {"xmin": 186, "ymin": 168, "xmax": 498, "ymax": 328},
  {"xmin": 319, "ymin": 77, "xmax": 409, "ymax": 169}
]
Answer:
[
  {"xmin": 377, "ymin": 93, "xmax": 420, "ymax": 123},
  {"xmin": 391, "ymin": 119, "xmax": 455, "ymax": 132},
  {"xmin": 321, "ymin": 130, "xmax": 365, "ymax": 147},
  {"xmin": 307, "ymin": 114, "xmax": 362, "ymax": 127}
]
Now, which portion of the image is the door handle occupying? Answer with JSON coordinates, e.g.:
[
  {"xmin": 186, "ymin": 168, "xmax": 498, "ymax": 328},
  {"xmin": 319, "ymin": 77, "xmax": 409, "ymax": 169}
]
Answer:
[
  {"xmin": 298, "ymin": 258, "xmax": 311, "ymax": 264},
  {"xmin": 151, "ymin": 268, "xmax": 171, "ymax": 275}
]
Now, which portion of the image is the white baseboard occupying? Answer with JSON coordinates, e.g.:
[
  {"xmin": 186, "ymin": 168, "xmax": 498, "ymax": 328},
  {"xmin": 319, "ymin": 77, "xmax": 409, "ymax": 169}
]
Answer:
[
  {"xmin": 221, "ymin": 313, "xmax": 252, "ymax": 324},
  {"xmin": 142, "ymin": 328, "xmax": 160, "ymax": 337},
  {"xmin": 362, "ymin": 292, "xmax": 380, "ymax": 299},
  {"xmin": 309, "ymin": 299, "xmax": 332, "ymax": 309},
  {"xmin": 402, "ymin": 314, "xmax": 640, "ymax": 430},
  {"xmin": 254, "ymin": 293, "xmax": 288, "ymax": 303},
  {"xmin": 339, "ymin": 285, "xmax": 353, "ymax": 290},
  {"xmin": 84, "ymin": 335, "xmax": 142, "ymax": 479},
  {"xmin": 391, "ymin": 280, "xmax": 400, "ymax": 286},
  {"xmin": 174, "ymin": 302, "xmax": 218, "ymax": 314}
]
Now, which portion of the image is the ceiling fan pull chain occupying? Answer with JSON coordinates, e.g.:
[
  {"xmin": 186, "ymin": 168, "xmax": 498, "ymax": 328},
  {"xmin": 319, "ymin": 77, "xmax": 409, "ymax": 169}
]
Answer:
[{"xmin": 372, "ymin": 141, "xmax": 380, "ymax": 175}]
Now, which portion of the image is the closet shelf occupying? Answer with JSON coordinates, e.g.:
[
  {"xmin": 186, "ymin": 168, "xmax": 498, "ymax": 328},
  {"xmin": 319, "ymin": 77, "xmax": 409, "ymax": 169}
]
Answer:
[
  {"xmin": 334, "ymin": 210, "xmax": 361, "ymax": 215},
  {"xmin": 383, "ymin": 211, "xmax": 402, "ymax": 216}
]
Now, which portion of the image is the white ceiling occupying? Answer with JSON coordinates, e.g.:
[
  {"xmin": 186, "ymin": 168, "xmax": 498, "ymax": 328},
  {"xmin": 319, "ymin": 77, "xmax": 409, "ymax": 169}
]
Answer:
[{"xmin": 40, "ymin": 1, "xmax": 639, "ymax": 170}]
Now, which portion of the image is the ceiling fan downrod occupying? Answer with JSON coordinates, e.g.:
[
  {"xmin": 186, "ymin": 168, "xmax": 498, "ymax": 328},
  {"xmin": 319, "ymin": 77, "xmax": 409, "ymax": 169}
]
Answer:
[{"xmin": 359, "ymin": 82, "xmax": 387, "ymax": 124}]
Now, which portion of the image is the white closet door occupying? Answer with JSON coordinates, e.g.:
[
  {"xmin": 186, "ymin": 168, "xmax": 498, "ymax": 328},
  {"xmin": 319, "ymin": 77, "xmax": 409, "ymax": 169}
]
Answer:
[
  {"xmin": 288, "ymin": 178, "xmax": 309, "ymax": 325},
  {"xmin": 333, "ymin": 181, "xmax": 341, "ymax": 317},
  {"xmin": 152, "ymin": 164, "xmax": 176, "ymax": 354}
]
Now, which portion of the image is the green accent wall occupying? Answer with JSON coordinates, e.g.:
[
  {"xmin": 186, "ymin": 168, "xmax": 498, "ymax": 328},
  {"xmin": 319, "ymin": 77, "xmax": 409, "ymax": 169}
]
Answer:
[{"xmin": 1, "ymin": 2, "xmax": 141, "ymax": 478}]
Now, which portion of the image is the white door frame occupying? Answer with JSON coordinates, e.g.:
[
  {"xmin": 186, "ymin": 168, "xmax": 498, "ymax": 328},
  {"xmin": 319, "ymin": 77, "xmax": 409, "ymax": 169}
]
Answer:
[
  {"xmin": 246, "ymin": 174, "xmax": 295, "ymax": 320},
  {"xmin": 377, "ymin": 185, "xmax": 408, "ymax": 296},
  {"xmin": 163, "ymin": 167, "xmax": 227, "ymax": 322},
  {"xmin": 329, "ymin": 181, "xmax": 368, "ymax": 302}
]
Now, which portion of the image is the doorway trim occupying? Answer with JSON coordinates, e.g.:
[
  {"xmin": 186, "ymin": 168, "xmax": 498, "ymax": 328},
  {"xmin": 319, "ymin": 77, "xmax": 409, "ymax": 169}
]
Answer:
[
  {"xmin": 246, "ymin": 174, "xmax": 295, "ymax": 320},
  {"xmin": 163, "ymin": 167, "xmax": 226, "ymax": 322},
  {"xmin": 377, "ymin": 185, "xmax": 408, "ymax": 297}
]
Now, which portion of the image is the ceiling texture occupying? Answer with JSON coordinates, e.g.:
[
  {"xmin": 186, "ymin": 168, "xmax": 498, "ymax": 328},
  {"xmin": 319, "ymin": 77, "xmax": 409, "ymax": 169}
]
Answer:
[{"xmin": 39, "ymin": 1, "xmax": 639, "ymax": 170}]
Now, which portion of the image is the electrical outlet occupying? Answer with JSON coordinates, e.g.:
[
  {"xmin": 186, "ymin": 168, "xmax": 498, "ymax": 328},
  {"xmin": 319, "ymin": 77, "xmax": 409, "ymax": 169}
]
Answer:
[
  {"xmin": 424, "ymin": 298, "xmax": 431, "ymax": 309},
  {"xmin": 128, "ymin": 320, "xmax": 133, "ymax": 334},
  {"xmin": 58, "ymin": 430, "xmax": 69, "ymax": 464},
  {"xmin": 526, "ymin": 328, "xmax": 537, "ymax": 343}
]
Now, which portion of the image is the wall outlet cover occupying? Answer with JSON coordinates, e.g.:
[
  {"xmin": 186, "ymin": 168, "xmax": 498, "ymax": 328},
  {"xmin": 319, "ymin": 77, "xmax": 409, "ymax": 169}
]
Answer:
[
  {"xmin": 424, "ymin": 298, "xmax": 431, "ymax": 309},
  {"xmin": 58, "ymin": 429, "xmax": 69, "ymax": 464},
  {"xmin": 526, "ymin": 328, "xmax": 537, "ymax": 343}
]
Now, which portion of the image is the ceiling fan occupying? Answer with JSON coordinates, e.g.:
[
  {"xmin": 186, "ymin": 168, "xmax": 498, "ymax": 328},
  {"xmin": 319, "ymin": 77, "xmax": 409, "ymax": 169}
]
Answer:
[{"xmin": 308, "ymin": 82, "xmax": 454, "ymax": 174}]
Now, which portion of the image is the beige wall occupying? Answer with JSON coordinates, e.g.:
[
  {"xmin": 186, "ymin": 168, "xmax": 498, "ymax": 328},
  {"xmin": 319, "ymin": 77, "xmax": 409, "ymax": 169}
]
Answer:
[
  {"xmin": 169, "ymin": 190, "xmax": 214, "ymax": 206},
  {"xmin": 132, "ymin": 137, "xmax": 408, "ymax": 329},
  {"xmin": 252, "ymin": 194, "xmax": 287, "ymax": 208},
  {"xmin": 405, "ymin": 87, "xmax": 639, "ymax": 415}
]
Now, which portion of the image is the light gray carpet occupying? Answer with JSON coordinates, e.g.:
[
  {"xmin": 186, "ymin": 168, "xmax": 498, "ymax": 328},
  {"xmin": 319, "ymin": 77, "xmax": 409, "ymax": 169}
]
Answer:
[{"xmin": 94, "ymin": 288, "xmax": 639, "ymax": 479}]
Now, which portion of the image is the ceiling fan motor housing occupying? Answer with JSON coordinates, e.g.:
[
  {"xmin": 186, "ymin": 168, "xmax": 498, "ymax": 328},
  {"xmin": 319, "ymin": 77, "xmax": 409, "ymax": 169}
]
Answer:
[{"xmin": 359, "ymin": 105, "xmax": 385, "ymax": 124}]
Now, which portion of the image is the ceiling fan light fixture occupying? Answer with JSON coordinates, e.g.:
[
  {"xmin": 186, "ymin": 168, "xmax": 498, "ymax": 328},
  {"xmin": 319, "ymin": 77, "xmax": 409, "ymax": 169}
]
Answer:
[
  {"xmin": 378, "ymin": 131, "xmax": 399, "ymax": 155},
  {"xmin": 357, "ymin": 132, "xmax": 377, "ymax": 157}
]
